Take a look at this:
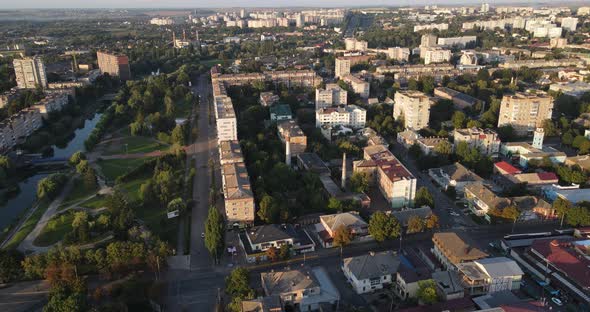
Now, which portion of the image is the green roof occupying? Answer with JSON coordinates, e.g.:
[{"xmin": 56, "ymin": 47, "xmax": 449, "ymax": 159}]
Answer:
[{"xmin": 269, "ymin": 104, "xmax": 292, "ymax": 117}]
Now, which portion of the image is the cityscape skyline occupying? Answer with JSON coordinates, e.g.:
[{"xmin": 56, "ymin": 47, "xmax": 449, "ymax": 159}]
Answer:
[{"xmin": 1, "ymin": 0, "xmax": 585, "ymax": 9}]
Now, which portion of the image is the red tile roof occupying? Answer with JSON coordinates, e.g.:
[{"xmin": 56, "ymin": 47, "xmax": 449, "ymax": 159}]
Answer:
[
  {"xmin": 531, "ymin": 238, "xmax": 590, "ymax": 289},
  {"xmin": 537, "ymin": 172, "xmax": 558, "ymax": 181},
  {"xmin": 495, "ymin": 161, "xmax": 522, "ymax": 175}
]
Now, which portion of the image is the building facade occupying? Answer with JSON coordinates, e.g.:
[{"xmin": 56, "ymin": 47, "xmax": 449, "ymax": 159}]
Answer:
[
  {"xmin": 453, "ymin": 128, "xmax": 501, "ymax": 156},
  {"xmin": 498, "ymin": 92, "xmax": 554, "ymax": 136},
  {"xmin": 96, "ymin": 51, "xmax": 131, "ymax": 80},
  {"xmin": 315, "ymin": 83, "xmax": 347, "ymax": 109},
  {"xmin": 393, "ymin": 90, "xmax": 431, "ymax": 130},
  {"xmin": 13, "ymin": 57, "xmax": 47, "ymax": 89}
]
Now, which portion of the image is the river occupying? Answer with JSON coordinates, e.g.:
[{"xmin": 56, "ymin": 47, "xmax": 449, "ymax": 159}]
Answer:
[{"xmin": 0, "ymin": 111, "xmax": 103, "ymax": 232}]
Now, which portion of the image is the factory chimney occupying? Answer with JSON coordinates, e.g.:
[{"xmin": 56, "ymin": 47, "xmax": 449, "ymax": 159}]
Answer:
[{"xmin": 341, "ymin": 153, "xmax": 347, "ymax": 189}]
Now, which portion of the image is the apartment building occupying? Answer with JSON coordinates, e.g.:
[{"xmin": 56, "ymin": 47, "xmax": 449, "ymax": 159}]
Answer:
[
  {"xmin": 437, "ymin": 36, "xmax": 477, "ymax": 48},
  {"xmin": 344, "ymin": 38, "xmax": 368, "ymax": 51},
  {"xmin": 219, "ymin": 140, "xmax": 244, "ymax": 165},
  {"xmin": 315, "ymin": 83, "xmax": 347, "ymax": 109},
  {"xmin": 386, "ymin": 47, "xmax": 411, "ymax": 62},
  {"xmin": 561, "ymin": 17, "xmax": 578, "ymax": 31},
  {"xmin": 341, "ymin": 75, "xmax": 370, "ymax": 99},
  {"xmin": 422, "ymin": 48, "xmax": 452, "ymax": 65},
  {"xmin": 221, "ymin": 162, "xmax": 255, "ymax": 225},
  {"xmin": 353, "ymin": 145, "xmax": 417, "ymax": 208},
  {"xmin": 315, "ymin": 105, "xmax": 366, "ymax": 129},
  {"xmin": 260, "ymin": 91, "xmax": 279, "ymax": 107},
  {"xmin": 214, "ymin": 96, "xmax": 238, "ymax": 142},
  {"xmin": 335, "ymin": 57, "xmax": 351, "ymax": 78},
  {"xmin": 13, "ymin": 57, "xmax": 47, "ymax": 89},
  {"xmin": 420, "ymin": 34, "xmax": 438, "ymax": 48},
  {"xmin": 96, "ymin": 51, "xmax": 131, "ymax": 80},
  {"xmin": 376, "ymin": 64, "xmax": 454, "ymax": 74},
  {"xmin": 393, "ymin": 90, "xmax": 431, "ymax": 130},
  {"xmin": 497, "ymin": 92, "xmax": 554, "ymax": 136},
  {"xmin": 413, "ymin": 23, "xmax": 448, "ymax": 32},
  {"xmin": 150, "ymin": 17, "xmax": 174, "ymax": 25},
  {"xmin": 277, "ymin": 120, "xmax": 307, "ymax": 157},
  {"xmin": 248, "ymin": 19, "xmax": 277, "ymax": 28},
  {"xmin": 453, "ymin": 128, "xmax": 501, "ymax": 156}
]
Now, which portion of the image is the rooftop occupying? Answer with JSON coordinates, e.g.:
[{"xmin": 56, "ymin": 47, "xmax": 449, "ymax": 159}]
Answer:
[
  {"xmin": 277, "ymin": 120, "xmax": 305, "ymax": 138},
  {"xmin": 433, "ymin": 232, "xmax": 488, "ymax": 264},
  {"xmin": 465, "ymin": 183, "xmax": 510, "ymax": 210},
  {"xmin": 343, "ymin": 251, "xmax": 401, "ymax": 280},
  {"xmin": 219, "ymin": 140, "xmax": 243, "ymax": 163},
  {"xmin": 391, "ymin": 207, "xmax": 433, "ymax": 226},
  {"xmin": 269, "ymin": 104, "xmax": 292, "ymax": 117},
  {"xmin": 262, "ymin": 267, "xmax": 319, "ymax": 295},
  {"xmin": 494, "ymin": 161, "xmax": 522, "ymax": 175},
  {"xmin": 437, "ymin": 162, "xmax": 483, "ymax": 182},
  {"xmin": 531, "ymin": 238, "xmax": 590, "ymax": 289},
  {"xmin": 221, "ymin": 162, "xmax": 253, "ymax": 200},
  {"xmin": 320, "ymin": 212, "xmax": 367, "ymax": 233},
  {"xmin": 364, "ymin": 145, "xmax": 414, "ymax": 182}
]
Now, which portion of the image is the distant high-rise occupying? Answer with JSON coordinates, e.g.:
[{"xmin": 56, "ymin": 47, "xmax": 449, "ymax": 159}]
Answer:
[
  {"xmin": 13, "ymin": 57, "xmax": 47, "ymax": 89},
  {"xmin": 480, "ymin": 3, "xmax": 490, "ymax": 13},
  {"xmin": 96, "ymin": 51, "xmax": 131, "ymax": 81},
  {"xmin": 498, "ymin": 92, "xmax": 554, "ymax": 136},
  {"xmin": 240, "ymin": 9, "xmax": 246, "ymax": 19},
  {"xmin": 335, "ymin": 57, "xmax": 351, "ymax": 78}
]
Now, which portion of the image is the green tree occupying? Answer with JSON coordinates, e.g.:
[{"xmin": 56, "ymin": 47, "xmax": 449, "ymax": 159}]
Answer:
[
  {"xmin": 72, "ymin": 211, "xmax": 90, "ymax": 243},
  {"xmin": 502, "ymin": 206, "xmax": 520, "ymax": 222},
  {"xmin": 171, "ymin": 124, "xmax": 186, "ymax": 145},
  {"xmin": 0, "ymin": 250, "xmax": 24, "ymax": 283},
  {"xmin": 327, "ymin": 197, "xmax": 344, "ymax": 212},
  {"xmin": 349, "ymin": 172, "xmax": 370, "ymax": 193},
  {"xmin": 82, "ymin": 168, "xmax": 97, "ymax": 190},
  {"xmin": 407, "ymin": 215, "xmax": 425, "ymax": 234},
  {"xmin": 225, "ymin": 267, "xmax": 255, "ymax": 312},
  {"xmin": 425, "ymin": 214, "xmax": 439, "ymax": 230},
  {"xmin": 553, "ymin": 198, "xmax": 572, "ymax": 227},
  {"xmin": 415, "ymin": 187, "xmax": 434, "ymax": 208},
  {"xmin": 417, "ymin": 279, "xmax": 439, "ymax": 305},
  {"xmin": 451, "ymin": 111, "xmax": 466, "ymax": 129},
  {"xmin": 434, "ymin": 140, "xmax": 453, "ymax": 156},
  {"xmin": 257, "ymin": 194, "xmax": 280, "ymax": 224},
  {"xmin": 333, "ymin": 224, "xmax": 352, "ymax": 252},
  {"xmin": 68, "ymin": 151, "xmax": 86, "ymax": 166},
  {"xmin": 167, "ymin": 197, "xmax": 186, "ymax": 214},
  {"xmin": 368, "ymin": 211, "xmax": 400, "ymax": 242},
  {"xmin": 566, "ymin": 203, "xmax": 590, "ymax": 227},
  {"xmin": 205, "ymin": 206, "xmax": 224, "ymax": 263}
]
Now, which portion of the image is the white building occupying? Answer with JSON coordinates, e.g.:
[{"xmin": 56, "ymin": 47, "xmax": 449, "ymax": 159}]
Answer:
[
  {"xmin": 453, "ymin": 128, "xmax": 501, "ymax": 156},
  {"xmin": 437, "ymin": 36, "xmax": 477, "ymax": 48},
  {"xmin": 423, "ymin": 48, "xmax": 452, "ymax": 65},
  {"xmin": 13, "ymin": 57, "xmax": 47, "ymax": 89},
  {"xmin": 393, "ymin": 90, "xmax": 431, "ymax": 130},
  {"xmin": 561, "ymin": 17, "xmax": 578, "ymax": 31},
  {"xmin": 414, "ymin": 23, "xmax": 448, "ymax": 32},
  {"xmin": 342, "ymin": 251, "xmax": 401, "ymax": 294},
  {"xmin": 315, "ymin": 105, "xmax": 366, "ymax": 129},
  {"xmin": 150, "ymin": 17, "xmax": 175, "ymax": 25},
  {"xmin": 335, "ymin": 57, "xmax": 351, "ymax": 78},
  {"xmin": 344, "ymin": 38, "xmax": 368, "ymax": 51},
  {"xmin": 315, "ymin": 83, "xmax": 347, "ymax": 109},
  {"xmin": 456, "ymin": 257, "xmax": 524, "ymax": 295},
  {"xmin": 386, "ymin": 47, "xmax": 411, "ymax": 62},
  {"xmin": 214, "ymin": 96, "xmax": 238, "ymax": 142}
]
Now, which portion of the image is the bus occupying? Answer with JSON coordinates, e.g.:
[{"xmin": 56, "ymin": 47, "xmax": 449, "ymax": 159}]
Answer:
[{"xmin": 503, "ymin": 232, "xmax": 552, "ymax": 240}]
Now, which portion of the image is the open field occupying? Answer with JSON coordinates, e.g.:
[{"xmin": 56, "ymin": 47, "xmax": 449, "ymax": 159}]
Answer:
[
  {"xmin": 97, "ymin": 157, "xmax": 153, "ymax": 182},
  {"xmin": 34, "ymin": 211, "xmax": 74, "ymax": 247}
]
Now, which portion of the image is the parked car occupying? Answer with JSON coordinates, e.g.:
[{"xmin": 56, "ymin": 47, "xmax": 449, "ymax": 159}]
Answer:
[{"xmin": 551, "ymin": 297, "xmax": 563, "ymax": 306}]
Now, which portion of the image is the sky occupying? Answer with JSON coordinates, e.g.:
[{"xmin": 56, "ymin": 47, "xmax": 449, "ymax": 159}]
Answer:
[{"xmin": 0, "ymin": 0, "xmax": 581, "ymax": 9}]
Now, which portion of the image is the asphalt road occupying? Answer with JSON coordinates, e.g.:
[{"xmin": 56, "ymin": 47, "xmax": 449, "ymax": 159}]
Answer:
[{"xmin": 189, "ymin": 74, "xmax": 216, "ymax": 270}]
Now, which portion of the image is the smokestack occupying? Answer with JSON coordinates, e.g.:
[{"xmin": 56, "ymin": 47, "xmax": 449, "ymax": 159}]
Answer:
[
  {"xmin": 341, "ymin": 152, "xmax": 347, "ymax": 189},
  {"xmin": 285, "ymin": 137, "xmax": 291, "ymax": 166},
  {"xmin": 183, "ymin": 29, "xmax": 186, "ymax": 40},
  {"xmin": 196, "ymin": 30, "xmax": 199, "ymax": 42},
  {"xmin": 173, "ymin": 32, "xmax": 176, "ymax": 48}
]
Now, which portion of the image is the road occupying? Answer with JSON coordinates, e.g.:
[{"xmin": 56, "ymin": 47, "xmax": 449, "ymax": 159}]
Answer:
[{"xmin": 189, "ymin": 74, "xmax": 216, "ymax": 269}]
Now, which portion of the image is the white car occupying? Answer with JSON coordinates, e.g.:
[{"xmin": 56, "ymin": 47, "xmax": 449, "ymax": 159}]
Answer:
[
  {"xmin": 201, "ymin": 232, "xmax": 205, "ymax": 238},
  {"xmin": 551, "ymin": 297, "xmax": 563, "ymax": 306},
  {"xmin": 450, "ymin": 212, "xmax": 460, "ymax": 217}
]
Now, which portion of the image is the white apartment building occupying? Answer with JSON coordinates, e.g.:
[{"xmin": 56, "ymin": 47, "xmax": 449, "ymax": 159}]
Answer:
[
  {"xmin": 498, "ymin": 91, "xmax": 554, "ymax": 136},
  {"xmin": 13, "ymin": 57, "xmax": 47, "ymax": 89},
  {"xmin": 344, "ymin": 38, "xmax": 368, "ymax": 51},
  {"xmin": 315, "ymin": 105, "xmax": 366, "ymax": 129},
  {"xmin": 423, "ymin": 48, "xmax": 452, "ymax": 65},
  {"xmin": 437, "ymin": 36, "xmax": 477, "ymax": 48},
  {"xmin": 214, "ymin": 96, "xmax": 238, "ymax": 142},
  {"xmin": 335, "ymin": 57, "xmax": 351, "ymax": 78},
  {"xmin": 453, "ymin": 128, "xmax": 501, "ymax": 156},
  {"xmin": 247, "ymin": 19, "xmax": 277, "ymax": 28},
  {"xmin": 386, "ymin": 47, "xmax": 411, "ymax": 62},
  {"xmin": 150, "ymin": 17, "xmax": 175, "ymax": 25},
  {"xmin": 533, "ymin": 26, "xmax": 563, "ymax": 38},
  {"xmin": 561, "ymin": 17, "xmax": 578, "ymax": 31},
  {"xmin": 393, "ymin": 90, "xmax": 431, "ymax": 130},
  {"xmin": 342, "ymin": 75, "xmax": 370, "ymax": 99},
  {"xmin": 413, "ymin": 23, "xmax": 448, "ymax": 32},
  {"xmin": 315, "ymin": 83, "xmax": 347, "ymax": 109}
]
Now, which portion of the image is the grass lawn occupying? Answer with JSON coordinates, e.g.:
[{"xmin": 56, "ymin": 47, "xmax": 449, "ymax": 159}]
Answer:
[
  {"xmin": 200, "ymin": 58, "xmax": 224, "ymax": 67},
  {"xmin": 80, "ymin": 195, "xmax": 108, "ymax": 210},
  {"xmin": 98, "ymin": 157, "xmax": 153, "ymax": 182},
  {"xmin": 103, "ymin": 136, "xmax": 168, "ymax": 156},
  {"xmin": 34, "ymin": 211, "xmax": 74, "ymax": 247},
  {"xmin": 3, "ymin": 200, "xmax": 51, "ymax": 250},
  {"xmin": 117, "ymin": 173, "xmax": 151, "ymax": 202},
  {"xmin": 58, "ymin": 178, "xmax": 99, "ymax": 211}
]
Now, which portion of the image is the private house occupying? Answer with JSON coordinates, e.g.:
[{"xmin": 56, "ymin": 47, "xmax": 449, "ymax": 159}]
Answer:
[
  {"xmin": 342, "ymin": 251, "xmax": 401, "ymax": 294},
  {"xmin": 416, "ymin": 137, "xmax": 450, "ymax": 155},
  {"xmin": 432, "ymin": 232, "xmax": 488, "ymax": 271},
  {"xmin": 261, "ymin": 267, "xmax": 340, "ymax": 311},
  {"xmin": 464, "ymin": 183, "xmax": 510, "ymax": 217},
  {"xmin": 241, "ymin": 295, "xmax": 284, "ymax": 312},
  {"xmin": 456, "ymin": 257, "xmax": 524, "ymax": 295},
  {"xmin": 394, "ymin": 254, "xmax": 432, "ymax": 300},
  {"xmin": 391, "ymin": 207, "xmax": 433, "ymax": 227},
  {"xmin": 428, "ymin": 163, "xmax": 483, "ymax": 194},
  {"xmin": 315, "ymin": 212, "xmax": 370, "ymax": 248},
  {"xmin": 239, "ymin": 224, "xmax": 315, "ymax": 263}
]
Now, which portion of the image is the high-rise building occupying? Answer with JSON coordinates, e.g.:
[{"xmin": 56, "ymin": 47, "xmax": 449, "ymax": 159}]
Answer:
[
  {"xmin": 420, "ymin": 34, "xmax": 438, "ymax": 48},
  {"xmin": 498, "ymin": 92, "xmax": 554, "ymax": 136},
  {"xmin": 96, "ymin": 51, "xmax": 131, "ymax": 80},
  {"xmin": 561, "ymin": 17, "xmax": 578, "ymax": 31},
  {"xmin": 342, "ymin": 75, "xmax": 370, "ymax": 99},
  {"xmin": 13, "ymin": 57, "xmax": 47, "ymax": 89},
  {"xmin": 393, "ymin": 90, "xmax": 431, "ymax": 130},
  {"xmin": 386, "ymin": 47, "xmax": 411, "ymax": 62},
  {"xmin": 480, "ymin": 3, "xmax": 490, "ymax": 13},
  {"xmin": 315, "ymin": 105, "xmax": 366, "ymax": 129},
  {"xmin": 335, "ymin": 57, "xmax": 351, "ymax": 78},
  {"xmin": 344, "ymin": 38, "xmax": 368, "ymax": 51},
  {"xmin": 315, "ymin": 83, "xmax": 347, "ymax": 109},
  {"xmin": 423, "ymin": 48, "xmax": 452, "ymax": 65}
]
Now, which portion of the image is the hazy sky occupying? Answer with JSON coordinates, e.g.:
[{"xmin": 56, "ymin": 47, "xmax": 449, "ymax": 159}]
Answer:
[{"xmin": 1, "ymin": 0, "xmax": 580, "ymax": 9}]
